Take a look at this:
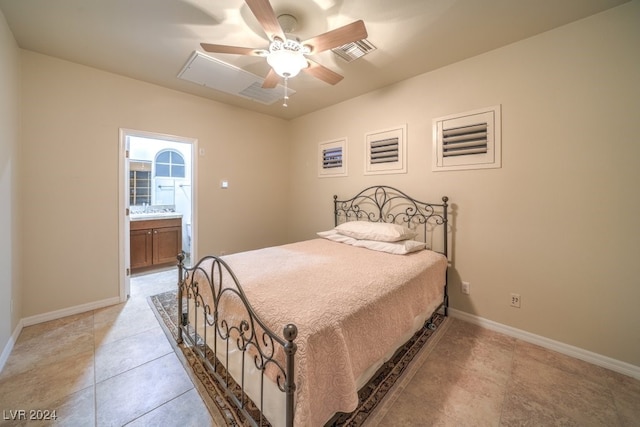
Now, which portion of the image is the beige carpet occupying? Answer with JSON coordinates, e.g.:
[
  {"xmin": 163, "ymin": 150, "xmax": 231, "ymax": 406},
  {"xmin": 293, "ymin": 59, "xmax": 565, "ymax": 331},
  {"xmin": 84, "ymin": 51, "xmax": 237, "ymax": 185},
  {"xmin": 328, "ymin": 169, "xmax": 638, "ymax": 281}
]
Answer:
[{"xmin": 149, "ymin": 290, "xmax": 451, "ymax": 426}]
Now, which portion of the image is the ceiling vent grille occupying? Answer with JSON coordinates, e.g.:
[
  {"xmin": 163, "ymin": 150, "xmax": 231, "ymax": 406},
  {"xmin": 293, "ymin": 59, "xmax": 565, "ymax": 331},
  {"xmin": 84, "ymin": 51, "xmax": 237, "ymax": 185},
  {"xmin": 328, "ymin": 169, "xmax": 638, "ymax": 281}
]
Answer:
[
  {"xmin": 178, "ymin": 51, "xmax": 294, "ymax": 105},
  {"xmin": 238, "ymin": 82, "xmax": 289, "ymax": 104},
  {"xmin": 332, "ymin": 39, "xmax": 376, "ymax": 62}
]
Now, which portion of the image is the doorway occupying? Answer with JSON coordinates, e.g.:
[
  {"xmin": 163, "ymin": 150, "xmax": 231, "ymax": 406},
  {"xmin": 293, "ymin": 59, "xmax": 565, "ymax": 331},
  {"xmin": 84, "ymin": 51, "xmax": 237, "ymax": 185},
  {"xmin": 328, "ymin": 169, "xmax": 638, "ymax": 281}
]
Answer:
[{"xmin": 119, "ymin": 129, "xmax": 197, "ymax": 301}]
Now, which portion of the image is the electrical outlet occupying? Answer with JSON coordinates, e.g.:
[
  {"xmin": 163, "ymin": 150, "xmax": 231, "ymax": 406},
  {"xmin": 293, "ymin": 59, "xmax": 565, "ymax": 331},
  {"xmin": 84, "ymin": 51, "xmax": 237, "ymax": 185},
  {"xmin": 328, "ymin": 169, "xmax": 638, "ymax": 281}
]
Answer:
[
  {"xmin": 461, "ymin": 281, "xmax": 470, "ymax": 295},
  {"xmin": 510, "ymin": 293, "xmax": 521, "ymax": 308}
]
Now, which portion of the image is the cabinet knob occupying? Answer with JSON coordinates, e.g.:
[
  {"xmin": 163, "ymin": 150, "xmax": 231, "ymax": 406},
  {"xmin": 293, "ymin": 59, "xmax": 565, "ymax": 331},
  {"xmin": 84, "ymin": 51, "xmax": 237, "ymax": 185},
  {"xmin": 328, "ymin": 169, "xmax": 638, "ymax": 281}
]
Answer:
[
  {"xmin": 147, "ymin": 231, "xmax": 151, "ymax": 235},
  {"xmin": 154, "ymin": 230, "xmax": 158, "ymax": 234}
]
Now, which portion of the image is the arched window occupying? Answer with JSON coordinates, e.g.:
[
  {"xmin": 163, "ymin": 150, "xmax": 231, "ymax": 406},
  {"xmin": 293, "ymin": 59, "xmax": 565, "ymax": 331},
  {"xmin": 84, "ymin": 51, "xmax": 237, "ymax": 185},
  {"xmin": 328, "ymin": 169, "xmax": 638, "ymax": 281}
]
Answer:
[{"xmin": 155, "ymin": 149, "xmax": 185, "ymax": 178}]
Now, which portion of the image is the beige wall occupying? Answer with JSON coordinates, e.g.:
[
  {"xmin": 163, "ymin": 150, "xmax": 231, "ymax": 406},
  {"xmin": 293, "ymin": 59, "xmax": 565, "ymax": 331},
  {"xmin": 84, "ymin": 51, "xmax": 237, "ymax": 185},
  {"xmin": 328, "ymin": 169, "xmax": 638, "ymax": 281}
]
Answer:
[
  {"xmin": 19, "ymin": 51, "xmax": 290, "ymax": 317},
  {"xmin": 0, "ymin": 10, "xmax": 21, "ymax": 356},
  {"xmin": 288, "ymin": 2, "xmax": 640, "ymax": 366}
]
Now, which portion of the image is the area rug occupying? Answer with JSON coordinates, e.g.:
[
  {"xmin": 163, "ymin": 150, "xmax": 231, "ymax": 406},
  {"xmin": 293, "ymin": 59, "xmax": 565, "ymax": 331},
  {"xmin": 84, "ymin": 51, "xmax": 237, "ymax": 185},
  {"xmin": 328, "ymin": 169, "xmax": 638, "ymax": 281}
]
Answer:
[{"xmin": 149, "ymin": 290, "xmax": 450, "ymax": 426}]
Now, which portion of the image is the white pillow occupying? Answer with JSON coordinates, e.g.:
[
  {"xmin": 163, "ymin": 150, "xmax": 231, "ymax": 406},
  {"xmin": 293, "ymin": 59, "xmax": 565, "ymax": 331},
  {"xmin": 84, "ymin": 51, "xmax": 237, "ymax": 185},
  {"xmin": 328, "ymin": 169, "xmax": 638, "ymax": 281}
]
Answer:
[
  {"xmin": 352, "ymin": 239, "xmax": 425, "ymax": 254},
  {"xmin": 317, "ymin": 230, "xmax": 425, "ymax": 255},
  {"xmin": 316, "ymin": 230, "xmax": 358, "ymax": 245},
  {"xmin": 334, "ymin": 221, "xmax": 417, "ymax": 242}
]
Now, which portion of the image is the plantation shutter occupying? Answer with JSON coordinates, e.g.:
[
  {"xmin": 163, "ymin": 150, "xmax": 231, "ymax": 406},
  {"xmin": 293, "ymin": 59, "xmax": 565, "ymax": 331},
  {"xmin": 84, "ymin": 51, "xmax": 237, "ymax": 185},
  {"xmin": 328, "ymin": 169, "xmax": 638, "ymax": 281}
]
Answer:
[
  {"xmin": 322, "ymin": 147, "xmax": 343, "ymax": 169},
  {"xmin": 318, "ymin": 138, "xmax": 347, "ymax": 177},
  {"xmin": 442, "ymin": 123, "xmax": 488, "ymax": 157},
  {"xmin": 432, "ymin": 105, "xmax": 501, "ymax": 171},
  {"xmin": 364, "ymin": 125, "xmax": 407, "ymax": 175},
  {"xmin": 370, "ymin": 137, "xmax": 399, "ymax": 163}
]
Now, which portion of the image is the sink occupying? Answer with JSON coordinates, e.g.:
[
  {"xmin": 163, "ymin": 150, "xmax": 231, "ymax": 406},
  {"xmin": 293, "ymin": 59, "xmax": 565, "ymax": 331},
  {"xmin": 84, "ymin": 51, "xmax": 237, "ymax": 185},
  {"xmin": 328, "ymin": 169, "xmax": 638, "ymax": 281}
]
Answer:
[{"xmin": 130, "ymin": 212, "xmax": 183, "ymax": 221}]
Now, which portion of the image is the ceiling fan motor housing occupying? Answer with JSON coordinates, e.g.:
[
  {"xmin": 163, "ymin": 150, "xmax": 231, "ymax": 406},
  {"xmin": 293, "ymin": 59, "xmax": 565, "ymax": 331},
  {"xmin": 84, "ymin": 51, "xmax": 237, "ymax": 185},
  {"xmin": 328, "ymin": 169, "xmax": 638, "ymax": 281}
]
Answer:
[{"xmin": 277, "ymin": 13, "xmax": 298, "ymax": 34}]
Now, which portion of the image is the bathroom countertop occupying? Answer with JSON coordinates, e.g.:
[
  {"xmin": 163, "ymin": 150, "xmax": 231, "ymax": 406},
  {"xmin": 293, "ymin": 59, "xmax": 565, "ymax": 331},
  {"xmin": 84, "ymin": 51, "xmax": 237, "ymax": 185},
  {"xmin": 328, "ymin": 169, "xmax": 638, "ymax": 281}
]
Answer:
[{"xmin": 130, "ymin": 212, "xmax": 183, "ymax": 221}]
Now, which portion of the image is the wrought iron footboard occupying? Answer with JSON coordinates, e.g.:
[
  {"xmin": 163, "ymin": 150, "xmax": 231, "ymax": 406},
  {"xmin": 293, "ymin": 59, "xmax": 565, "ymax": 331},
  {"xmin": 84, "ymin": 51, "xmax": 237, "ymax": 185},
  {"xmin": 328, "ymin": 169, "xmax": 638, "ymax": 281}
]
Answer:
[{"xmin": 176, "ymin": 253, "xmax": 297, "ymax": 427}]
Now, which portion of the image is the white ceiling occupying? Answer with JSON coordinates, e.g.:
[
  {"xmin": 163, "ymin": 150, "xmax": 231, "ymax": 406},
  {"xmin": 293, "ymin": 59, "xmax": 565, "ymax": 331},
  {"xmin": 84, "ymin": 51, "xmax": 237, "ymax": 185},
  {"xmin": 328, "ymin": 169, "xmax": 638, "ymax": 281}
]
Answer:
[{"xmin": 0, "ymin": 0, "xmax": 629, "ymax": 120}]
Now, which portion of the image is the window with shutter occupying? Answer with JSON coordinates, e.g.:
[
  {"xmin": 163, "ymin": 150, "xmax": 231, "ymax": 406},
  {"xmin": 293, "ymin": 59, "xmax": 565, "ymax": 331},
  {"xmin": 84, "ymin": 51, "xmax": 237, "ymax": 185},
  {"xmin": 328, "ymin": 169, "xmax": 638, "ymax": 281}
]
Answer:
[
  {"xmin": 432, "ymin": 105, "xmax": 501, "ymax": 171},
  {"xmin": 318, "ymin": 138, "xmax": 347, "ymax": 177},
  {"xmin": 365, "ymin": 125, "xmax": 407, "ymax": 175},
  {"xmin": 370, "ymin": 138, "xmax": 399, "ymax": 163}
]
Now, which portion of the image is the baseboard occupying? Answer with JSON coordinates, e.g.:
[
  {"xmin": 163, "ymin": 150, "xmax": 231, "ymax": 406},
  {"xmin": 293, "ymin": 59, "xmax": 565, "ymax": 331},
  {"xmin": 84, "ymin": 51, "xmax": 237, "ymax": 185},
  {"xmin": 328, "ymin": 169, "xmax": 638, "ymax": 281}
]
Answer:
[
  {"xmin": 449, "ymin": 308, "xmax": 640, "ymax": 380},
  {"xmin": 22, "ymin": 296, "xmax": 122, "ymax": 327},
  {"xmin": 0, "ymin": 319, "xmax": 24, "ymax": 373},
  {"xmin": 1, "ymin": 296, "xmax": 121, "ymax": 373}
]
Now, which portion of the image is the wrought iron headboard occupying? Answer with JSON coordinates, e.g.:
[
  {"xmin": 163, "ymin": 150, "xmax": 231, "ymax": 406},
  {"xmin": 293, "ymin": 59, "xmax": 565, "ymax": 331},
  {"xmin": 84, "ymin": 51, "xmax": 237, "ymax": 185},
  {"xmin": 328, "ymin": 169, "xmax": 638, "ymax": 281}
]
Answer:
[{"xmin": 334, "ymin": 185, "xmax": 449, "ymax": 257}]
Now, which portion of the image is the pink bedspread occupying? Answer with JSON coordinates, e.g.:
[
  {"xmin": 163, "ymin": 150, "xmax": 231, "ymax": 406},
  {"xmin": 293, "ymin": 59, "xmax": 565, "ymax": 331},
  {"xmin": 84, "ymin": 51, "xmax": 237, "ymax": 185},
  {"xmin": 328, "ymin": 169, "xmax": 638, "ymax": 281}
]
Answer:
[{"xmin": 194, "ymin": 238, "xmax": 447, "ymax": 426}]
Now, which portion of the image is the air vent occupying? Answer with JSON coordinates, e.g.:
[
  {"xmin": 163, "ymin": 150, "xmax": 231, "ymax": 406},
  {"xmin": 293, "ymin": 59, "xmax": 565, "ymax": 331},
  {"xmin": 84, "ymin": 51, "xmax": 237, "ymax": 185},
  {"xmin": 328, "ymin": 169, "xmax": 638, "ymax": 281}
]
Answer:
[
  {"xmin": 238, "ymin": 82, "xmax": 290, "ymax": 105},
  {"xmin": 332, "ymin": 39, "xmax": 376, "ymax": 62},
  {"xmin": 178, "ymin": 51, "xmax": 294, "ymax": 105}
]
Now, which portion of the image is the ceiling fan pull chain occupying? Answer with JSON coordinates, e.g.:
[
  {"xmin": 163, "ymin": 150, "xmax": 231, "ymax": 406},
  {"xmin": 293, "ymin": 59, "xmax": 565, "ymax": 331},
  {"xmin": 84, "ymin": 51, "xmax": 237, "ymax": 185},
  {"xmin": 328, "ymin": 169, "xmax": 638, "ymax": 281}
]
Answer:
[{"xmin": 283, "ymin": 76, "xmax": 289, "ymax": 107}]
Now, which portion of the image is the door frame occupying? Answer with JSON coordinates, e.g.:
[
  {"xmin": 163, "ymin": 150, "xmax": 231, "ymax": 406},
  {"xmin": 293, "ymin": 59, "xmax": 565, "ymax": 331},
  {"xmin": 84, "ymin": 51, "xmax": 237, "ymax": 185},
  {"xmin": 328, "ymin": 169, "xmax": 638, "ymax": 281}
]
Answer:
[{"xmin": 118, "ymin": 128, "xmax": 198, "ymax": 301}]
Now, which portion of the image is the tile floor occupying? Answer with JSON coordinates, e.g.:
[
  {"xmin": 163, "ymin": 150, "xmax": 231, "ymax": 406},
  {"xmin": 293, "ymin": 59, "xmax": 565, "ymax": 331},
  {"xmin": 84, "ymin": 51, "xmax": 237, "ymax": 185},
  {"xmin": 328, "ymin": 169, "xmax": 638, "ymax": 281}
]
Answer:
[{"xmin": 1, "ymin": 269, "xmax": 639, "ymax": 426}]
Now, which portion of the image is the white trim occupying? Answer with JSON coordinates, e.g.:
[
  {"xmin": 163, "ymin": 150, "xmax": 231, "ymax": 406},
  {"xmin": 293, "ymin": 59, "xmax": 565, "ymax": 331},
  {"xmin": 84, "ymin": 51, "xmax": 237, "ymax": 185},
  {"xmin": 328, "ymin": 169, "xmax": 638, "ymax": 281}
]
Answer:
[
  {"xmin": 21, "ymin": 297, "xmax": 121, "ymax": 327},
  {"xmin": 449, "ymin": 308, "xmax": 640, "ymax": 380},
  {"xmin": 119, "ymin": 128, "xmax": 198, "ymax": 301},
  {"xmin": 0, "ymin": 319, "xmax": 23, "ymax": 373},
  {"xmin": 118, "ymin": 128, "xmax": 130, "ymax": 302},
  {"xmin": 1, "ymin": 297, "xmax": 120, "ymax": 372}
]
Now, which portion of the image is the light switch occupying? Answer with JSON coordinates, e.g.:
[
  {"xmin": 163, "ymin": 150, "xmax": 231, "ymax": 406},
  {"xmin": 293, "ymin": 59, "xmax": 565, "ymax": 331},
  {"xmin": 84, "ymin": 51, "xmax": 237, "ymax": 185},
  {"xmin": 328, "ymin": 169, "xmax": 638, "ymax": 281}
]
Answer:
[{"xmin": 220, "ymin": 180, "xmax": 229, "ymax": 189}]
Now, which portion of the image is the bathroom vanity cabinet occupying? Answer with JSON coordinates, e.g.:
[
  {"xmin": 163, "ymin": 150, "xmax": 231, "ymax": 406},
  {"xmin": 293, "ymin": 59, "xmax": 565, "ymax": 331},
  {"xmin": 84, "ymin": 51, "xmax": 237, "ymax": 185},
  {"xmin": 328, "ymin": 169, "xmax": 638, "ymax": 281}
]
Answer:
[{"xmin": 130, "ymin": 217, "xmax": 182, "ymax": 273}]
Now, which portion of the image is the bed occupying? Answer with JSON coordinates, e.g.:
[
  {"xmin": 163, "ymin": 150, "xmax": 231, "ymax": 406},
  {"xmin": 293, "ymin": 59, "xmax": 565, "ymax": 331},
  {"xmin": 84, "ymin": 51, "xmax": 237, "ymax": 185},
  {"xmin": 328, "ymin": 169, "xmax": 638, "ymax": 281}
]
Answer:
[{"xmin": 176, "ymin": 185, "xmax": 449, "ymax": 426}]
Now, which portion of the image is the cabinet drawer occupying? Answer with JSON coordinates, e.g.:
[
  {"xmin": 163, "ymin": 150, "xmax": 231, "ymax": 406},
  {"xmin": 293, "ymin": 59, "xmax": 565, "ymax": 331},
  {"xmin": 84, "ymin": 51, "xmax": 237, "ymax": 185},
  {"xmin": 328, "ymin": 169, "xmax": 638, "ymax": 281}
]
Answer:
[{"xmin": 130, "ymin": 217, "xmax": 181, "ymax": 231}]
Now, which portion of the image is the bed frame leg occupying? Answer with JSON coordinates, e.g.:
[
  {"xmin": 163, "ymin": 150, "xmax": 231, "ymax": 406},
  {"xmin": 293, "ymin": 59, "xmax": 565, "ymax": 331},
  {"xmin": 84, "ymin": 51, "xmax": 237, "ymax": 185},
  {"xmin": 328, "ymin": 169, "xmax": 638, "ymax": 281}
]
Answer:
[
  {"xmin": 283, "ymin": 324, "xmax": 298, "ymax": 427},
  {"xmin": 177, "ymin": 252, "xmax": 185, "ymax": 344}
]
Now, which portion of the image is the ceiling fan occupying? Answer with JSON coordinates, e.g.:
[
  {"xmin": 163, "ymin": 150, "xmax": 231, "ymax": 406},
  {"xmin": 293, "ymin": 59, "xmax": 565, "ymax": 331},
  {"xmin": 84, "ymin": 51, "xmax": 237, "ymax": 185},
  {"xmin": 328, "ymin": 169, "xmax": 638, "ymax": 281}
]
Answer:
[{"xmin": 200, "ymin": 0, "xmax": 368, "ymax": 105}]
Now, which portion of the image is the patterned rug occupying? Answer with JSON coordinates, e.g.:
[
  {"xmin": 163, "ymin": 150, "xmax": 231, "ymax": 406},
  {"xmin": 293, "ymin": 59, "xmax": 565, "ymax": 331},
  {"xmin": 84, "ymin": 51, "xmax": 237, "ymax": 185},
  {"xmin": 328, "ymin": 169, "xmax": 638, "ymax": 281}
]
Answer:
[{"xmin": 149, "ymin": 290, "xmax": 448, "ymax": 426}]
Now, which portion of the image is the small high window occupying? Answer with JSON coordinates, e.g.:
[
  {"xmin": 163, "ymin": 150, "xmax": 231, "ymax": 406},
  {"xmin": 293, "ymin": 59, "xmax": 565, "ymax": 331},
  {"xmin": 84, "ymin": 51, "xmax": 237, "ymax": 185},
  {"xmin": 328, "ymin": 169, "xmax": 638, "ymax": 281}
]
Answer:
[
  {"xmin": 364, "ymin": 125, "xmax": 407, "ymax": 175},
  {"xmin": 155, "ymin": 150, "xmax": 185, "ymax": 178},
  {"xmin": 432, "ymin": 105, "xmax": 501, "ymax": 172},
  {"xmin": 318, "ymin": 138, "xmax": 348, "ymax": 177}
]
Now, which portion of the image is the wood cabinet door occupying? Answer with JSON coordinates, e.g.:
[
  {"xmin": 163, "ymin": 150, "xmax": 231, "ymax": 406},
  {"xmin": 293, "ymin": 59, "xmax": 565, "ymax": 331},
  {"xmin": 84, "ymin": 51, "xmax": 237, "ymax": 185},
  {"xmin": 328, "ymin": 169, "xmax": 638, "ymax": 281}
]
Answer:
[
  {"xmin": 130, "ymin": 228, "xmax": 153, "ymax": 269},
  {"xmin": 153, "ymin": 226, "xmax": 182, "ymax": 265}
]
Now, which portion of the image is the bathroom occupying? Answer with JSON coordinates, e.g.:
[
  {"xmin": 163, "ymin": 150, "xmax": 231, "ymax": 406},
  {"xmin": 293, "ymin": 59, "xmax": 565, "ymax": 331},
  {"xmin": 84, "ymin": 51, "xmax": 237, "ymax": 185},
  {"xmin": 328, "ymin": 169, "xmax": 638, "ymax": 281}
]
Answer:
[{"xmin": 128, "ymin": 135, "xmax": 193, "ymax": 271}]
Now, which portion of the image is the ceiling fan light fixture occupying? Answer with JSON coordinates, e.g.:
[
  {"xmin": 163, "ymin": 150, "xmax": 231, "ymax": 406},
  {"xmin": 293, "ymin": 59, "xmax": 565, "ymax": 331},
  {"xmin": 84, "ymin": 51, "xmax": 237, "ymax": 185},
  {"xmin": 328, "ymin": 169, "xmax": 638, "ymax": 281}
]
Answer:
[{"xmin": 266, "ymin": 39, "xmax": 309, "ymax": 78}]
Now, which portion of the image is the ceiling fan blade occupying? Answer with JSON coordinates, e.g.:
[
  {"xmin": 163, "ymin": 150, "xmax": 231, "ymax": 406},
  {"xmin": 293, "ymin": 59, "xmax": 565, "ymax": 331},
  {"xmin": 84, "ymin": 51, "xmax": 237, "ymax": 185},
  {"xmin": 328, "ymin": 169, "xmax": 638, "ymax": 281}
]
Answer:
[
  {"xmin": 302, "ymin": 20, "xmax": 367, "ymax": 54},
  {"xmin": 262, "ymin": 69, "xmax": 280, "ymax": 89},
  {"xmin": 200, "ymin": 43, "xmax": 261, "ymax": 56},
  {"xmin": 245, "ymin": 0, "xmax": 285, "ymax": 42},
  {"xmin": 304, "ymin": 60, "xmax": 344, "ymax": 85}
]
